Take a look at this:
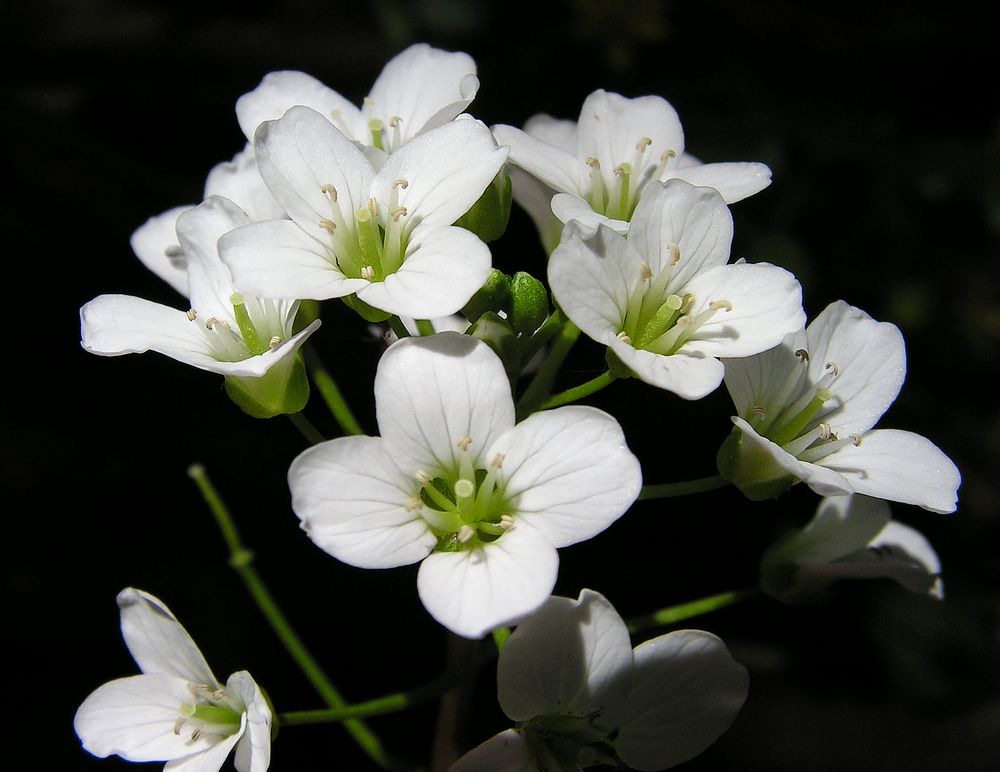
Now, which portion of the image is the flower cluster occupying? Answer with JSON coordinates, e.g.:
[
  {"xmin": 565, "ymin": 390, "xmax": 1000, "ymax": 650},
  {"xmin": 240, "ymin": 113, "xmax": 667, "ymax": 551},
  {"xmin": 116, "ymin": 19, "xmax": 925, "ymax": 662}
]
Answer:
[{"xmin": 77, "ymin": 43, "xmax": 962, "ymax": 772}]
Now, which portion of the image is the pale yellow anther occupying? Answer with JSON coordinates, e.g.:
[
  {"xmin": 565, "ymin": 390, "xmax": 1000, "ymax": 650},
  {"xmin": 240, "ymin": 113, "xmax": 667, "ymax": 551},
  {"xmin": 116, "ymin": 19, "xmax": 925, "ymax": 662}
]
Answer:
[
  {"xmin": 404, "ymin": 497, "xmax": 422, "ymax": 512},
  {"xmin": 638, "ymin": 260, "xmax": 653, "ymax": 281},
  {"xmin": 457, "ymin": 524, "xmax": 475, "ymax": 544},
  {"xmin": 191, "ymin": 728, "xmax": 203, "ymax": 742},
  {"xmin": 851, "ymin": 434, "xmax": 863, "ymax": 447},
  {"xmin": 321, "ymin": 184, "xmax": 338, "ymax": 201},
  {"xmin": 636, "ymin": 136, "xmax": 653, "ymax": 152},
  {"xmin": 361, "ymin": 265, "xmax": 375, "ymax": 280},
  {"xmin": 457, "ymin": 435, "xmax": 472, "ymax": 451},
  {"xmin": 491, "ymin": 453, "xmax": 505, "ymax": 468},
  {"xmin": 667, "ymin": 242, "xmax": 681, "ymax": 265},
  {"xmin": 319, "ymin": 218, "xmax": 337, "ymax": 233},
  {"xmin": 367, "ymin": 198, "xmax": 378, "ymax": 217},
  {"xmin": 186, "ymin": 308, "xmax": 197, "ymax": 321},
  {"xmin": 709, "ymin": 300, "xmax": 734, "ymax": 312},
  {"xmin": 416, "ymin": 469, "xmax": 432, "ymax": 484},
  {"xmin": 751, "ymin": 405, "xmax": 767, "ymax": 418},
  {"xmin": 205, "ymin": 317, "xmax": 230, "ymax": 331},
  {"xmin": 173, "ymin": 718, "xmax": 186, "ymax": 735},
  {"xmin": 585, "ymin": 157, "xmax": 601, "ymax": 169},
  {"xmin": 390, "ymin": 207, "xmax": 408, "ymax": 221},
  {"xmin": 818, "ymin": 423, "xmax": 833, "ymax": 440},
  {"xmin": 499, "ymin": 515, "xmax": 515, "ymax": 530},
  {"xmin": 795, "ymin": 348, "xmax": 810, "ymax": 363},
  {"xmin": 825, "ymin": 362, "xmax": 840, "ymax": 376},
  {"xmin": 269, "ymin": 336, "xmax": 282, "ymax": 350},
  {"xmin": 389, "ymin": 115, "xmax": 403, "ymax": 128},
  {"xmin": 392, "ymin": 177, "xmax": 409, "ymax": 190},
  {"xmin": 617, "ymin": 330, "xmax": 632, "ymax": 344},
  {"xmin": 660, "ymin": 149, "xmax": 677, "ymax": 162},
  {"xmin": 613, "ymin": 163, "xmax": 631, "ymax": 177}
]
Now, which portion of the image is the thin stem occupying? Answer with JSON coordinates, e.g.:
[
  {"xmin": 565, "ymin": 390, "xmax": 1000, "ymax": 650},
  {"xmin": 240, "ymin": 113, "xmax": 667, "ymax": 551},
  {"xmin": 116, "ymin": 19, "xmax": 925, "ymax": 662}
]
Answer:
[
  {"xmin": 415, "ymin": 318, "xmax": 436, "ymax": 336},
  {"xmin": 389, "ymin": 316, "xmax": 410, "ymax": 339},
  {"xmin": 516, "ymin": 319, "xmax": 580, "ymax": 419},
  {"xmin": 305, "ymin": 346, "xmax": 364, "ymax": 436},
  {"xmin": 431, "ymin": 635, "xmax": 482, "ymax": 772},
  {"xmin": 287, "ymin": 412, "xmax": 326, "ymax": 444},
  {"xmin": 517, "ymin": 309, "xmax": 565, "ymax": 366},
  {"xmin": 639, "ymin": 474, "xmax": 728, "ymax": 499},
  {"xmin": 539, "ymin": 370, "xmax": 616, "ymax": 411},
  {"xmin": 627, "ymin": 587, "xmax": 761, "ymax": 634},
  {"xmin": 280, "ymin": 676, "xmax": 449, "ymax": 726},
  {"xmin": 491, "ymin": 626, "xmax": 511, "ymax": 652},
  {"xmin": 187, "ymin": 464, "xmax": 392, "ymax": 770}
]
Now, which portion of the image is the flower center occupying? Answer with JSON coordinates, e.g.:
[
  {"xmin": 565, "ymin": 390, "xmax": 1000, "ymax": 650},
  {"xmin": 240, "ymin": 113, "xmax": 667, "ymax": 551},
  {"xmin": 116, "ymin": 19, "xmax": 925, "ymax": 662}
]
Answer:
[
  {"xmin": 586, "ymin": 138, "xmax": 676, "ymax": 221},
  {"xmin": 318, "ymin": 181, "xmax": 410, "ymax": 282},
  {"xmin": 185, "ymin": 294, "xmax": 285, "ymax": 362},
  {"xmin": 407, "ymin": 436, "xmax": 515, "ymax": 551},
  {"xmin": 617, "ymin": 252, "xmax": 732, "ymax": 355},
  {"xmin": 173, "ymin": 683, "xmax": 243, "ymax": 745}
]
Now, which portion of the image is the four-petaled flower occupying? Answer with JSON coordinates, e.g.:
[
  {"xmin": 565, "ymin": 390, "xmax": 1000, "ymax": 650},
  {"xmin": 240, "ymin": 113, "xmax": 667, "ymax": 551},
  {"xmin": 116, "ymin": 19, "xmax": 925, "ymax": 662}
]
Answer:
[
  {"xmin": 550, "ymin": 179, "xmax": 805, "ymax": 399},
  {"xmin": 288, "ymin": 333, "xmax": 642, "ymax": 638},
  {"xmin": 450, "ymin": 589, "xmax": 749, "ymax": 771},
  {"xmin": 218, "ymin": 106, "xmax": 507, "ymax": 320},
  {"xmin": 74, "ymin": 588, "xmax": 271, "ymax": 772},
  {"xmin": 718, "ymin": 300, "xmax": 961, "ymax": 512},
  {"xmin": 493, "ymin": 89, "xmax": 772, "ymax": 249}
]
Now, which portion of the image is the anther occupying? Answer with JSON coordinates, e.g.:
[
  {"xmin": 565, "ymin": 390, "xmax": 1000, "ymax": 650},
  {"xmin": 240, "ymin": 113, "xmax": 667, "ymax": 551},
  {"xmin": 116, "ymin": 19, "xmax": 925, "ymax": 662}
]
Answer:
[
  {"xmin": 361, "ymin": 265, "xmax": 375, "ymax": 280},
  {"xmin": 174, "ymin": 718, "xmax": 186, "ymax": 735},
  {"xmin": 795, "ymin": 348, "xmax": 810, "ymax": 363},
  {"xmin": 613, "ymin": 163, "xmax": 631, "ymax": 177},
  {"xmin": 709, "ymin": 300, "xmax": 734, "ymax": 312},
  {"xmin": 751, "ymin": 405, "xmax": 767, "ymax": 419},
  {"xmin": 269, "ymin": 336, "xmax": 282, "ymax": 350},
  {"xmin": 639, "ymin": 261, "xmax": 653, "ymax": 281},
  {"xmin": 389, "ymin": 116, "xmax": 403, "ymax": 128},
  {"xmin": 404, "ymin": 497, "xmax": 422, "ymax": 511},
  {"xmin": 499, "ymin": 515, "xmax": 515, "ymax": 530},
  {"xmin": 457, "ymin": 435, "xmax": 472, "ymax": 451},
  {"xmin": 667, "ymin": 242, "xmax": 681, "ymax": 265},
  {"xmin": 636, "ymin": 137, "xmax": 653, "ymax": 152},
  {"xmin": 585, "ymin": 157, "xmax": 601, "ymax": 169},
  {"xmin": 392, "ymin": 178, "xmax": 409, "ymax": 189},
  {"xmin": 457, "ymin": 525, "xmax": 475, "ymax": 544},
  {"xmin": 205, "ymin": 317, "xmax": 230, "ymax": 331},
  {"xmin": 617, "ymin": 331, "xmax": 632, "ymax": 344},
  {"xmin": 186, "ymin": 308, "xmax": 197, "ymax": 321},
  {"xmin": 319, "ymin": 218, "xmax": 337, "ymax": 233},
  {"xmin": 363, "ymin": 96, "xmax": 374, "ymax": 107},
  {"xmin": 660, "ymin": 149, "xmax": 677, "ymax": 162},
  {"xmin": 390, "ymin": 207, "xmax": 407, "ymax": 221},
  {"xmin": 416, "ymin": 470, "xmax": 432, "ymax": 484},
  {"xmin": 824, "ymin": 362, "xmax": 840, "ymax": 376},
  {"xmin": 491, "ymin": 453, "xmax": 505, "ymax": 468},
  {"xmin": 321, "ymin": 184, "xmax": 338, "ymax": 201},
  {"xmin": 851, "ymin": 434, "xmax": 863, "ymax": 447},
  {"xmin": 367, "ymin": 198, "xmax": 378, "ymax": 217},
  {"xmin": 191, "ymin": 728, "xmax": 203, "ymax": 742},
  {"xmin": 818, "ymin": 423, "xmax": 833, "ymax": 440}
]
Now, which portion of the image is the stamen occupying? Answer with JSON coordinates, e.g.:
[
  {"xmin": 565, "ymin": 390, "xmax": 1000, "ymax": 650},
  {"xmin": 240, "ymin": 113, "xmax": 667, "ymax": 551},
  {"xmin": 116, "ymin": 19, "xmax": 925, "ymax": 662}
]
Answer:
[
  {"xmin": 709, "ymin": 299, "xmax": 733, "ymax": 312},
  {"xmin": 390, "ymin": 206, "xmax": 407, "ymax": 221},
  {"xmin": 660, "ymin": 149, "xmax": 677, "ymax": 162},
  {"xmin": 795, "ymin": 348, "xmax": 810, "ymax": 362},
  {"xmin": 205, "ymin": 317, "xmax": 230, "ymax": 331},
  {"xmin": 404, "ymin": 497, "xmax": 422, "ymax": 511},
  {"xmin": 636, "ymin": 136, "xmax": 653, "ymax": 152},
  {"xmin": 457, "ymin": 525, "xmax": 475, "ymax": 544},
  {"xmin": 825, "ymin": 361, "xmax": 840, "ymax": 376},
  {"xmin": 363, "ymin": 96, "xmax": 374, "ymax": 107},
  {"xmin": 416, "ymin": 470, "xmax": 432, "ymax": 484},
  {"xmin": 491, "ymin": 453, "xmax": 505, "ymax": 468},
  {"xmin": 191, "ymin": 728, "xmax": 203, "ymax": 742},
  {"xmin": 361, "ymin": 265, "xmax": 375, "ymax": 280},
  {"xmin": 613, "ymin": 163, "xmax": 631, "ymax": 177},
  {"xmin": 392, "ymin": 178, "xmax": 409, "ymax": 189},
  {"xmin": 321, "ymin": 184, "xmax": 338, "ymax": 202},
  {"xmin": 319, "ymin": 218, "xmax": 337, "ymax": 233},
  {"xmin": 389, "ymin": 116, "xmax": 403, "ymax": 128},
  {"xmin": 585, "ymin": 157, "xmax": 601, "ymax": 169},
  {"xmin": 269, "ymin": 336, "xmax": 282, "ymax": 350},
  {"xmin": 638, "ymin": 261, "xmax": 653, "ymax": 282},
  {"xmin": 457, "ymin": 435, "xmax": 472, "ymax": 451},
  {"xmin": 174, "ymin": 718, "xmax": 186, "ymax": 735},
  {"xmin": 851, "ymin": 433, "xmax": 862, "ymax": 447},
  {"xmin": 499, "ymin": 515, "xmax": 515, "ymax": 530},
  {"xmin": 667, "ymin": 242, "xmax": 681, "ymax": 266},
  {"xmin": 186, "ymin": 308, "xmax": 197, "ymax": 321},
  {"xmin": 617, "ymin": 331, "xmax": 632, "ymax": 344}
]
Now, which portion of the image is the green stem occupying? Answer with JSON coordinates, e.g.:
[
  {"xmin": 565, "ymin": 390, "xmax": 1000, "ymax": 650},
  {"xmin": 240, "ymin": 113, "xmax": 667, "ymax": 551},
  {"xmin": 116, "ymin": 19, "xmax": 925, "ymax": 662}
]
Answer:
[
  {"xmin": 415, "ymin": 318, "xmax": 436, "ymax": 336},
  {"xmin": 491, "ymin": 626, "xmax": 511, "ymax": 652},
  {"xmin": 517, "ymin": 309, "xmax": 565, "ymax": 366},
  {"xmin": 305, "ymin": 347, "xmax": 364, "ymax": 436},
  {"xmin": 639, "ymin": 474, "xmax": 728, "ymax": 499},
  {"xmin": 539, "ymin": 370, "xmax": 616, "ymax": 411},
  {"xmin": 516, "ymin": 319, "xmax": 580, "ymax": 419},
  {"xmin": 187, "ymin": 464, "xmax": 392, "ymax": 770},
  {"xmin": 279, "ymin": 676, "xmax": 448, "ymax": 726},
  {"xmin": 389, "ymin": 316, "xmax": 410, "ymax": 339},
  {"xmin": 627, "ymin": 587, "xmax": 760, "ymax": 634},
  {"xmin": 287, "ymin": 412, "xmax": 326, "ymax": 444}
]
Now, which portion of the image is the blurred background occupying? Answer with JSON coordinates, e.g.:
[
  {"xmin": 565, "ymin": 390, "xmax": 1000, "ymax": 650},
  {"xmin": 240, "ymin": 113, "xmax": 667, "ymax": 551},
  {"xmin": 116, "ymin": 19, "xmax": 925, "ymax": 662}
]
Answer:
[{"xmin": 5, "ymin": 0, "xmax": 998, "ymax": 768}]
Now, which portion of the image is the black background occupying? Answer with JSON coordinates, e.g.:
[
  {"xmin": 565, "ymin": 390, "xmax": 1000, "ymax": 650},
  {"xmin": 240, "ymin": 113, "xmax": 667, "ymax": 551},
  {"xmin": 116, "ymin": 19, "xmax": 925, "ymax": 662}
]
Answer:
[{"xmin": 6, "ymin": 0, "xmax": 1000, "ymax": 769}]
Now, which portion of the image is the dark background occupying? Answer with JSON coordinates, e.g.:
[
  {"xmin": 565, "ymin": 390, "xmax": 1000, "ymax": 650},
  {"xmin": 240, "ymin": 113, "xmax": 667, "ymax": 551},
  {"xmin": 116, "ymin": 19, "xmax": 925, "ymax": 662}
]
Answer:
[{"xmin": 5, "ymin": 0, "xmax": 999, "ymax": 769}]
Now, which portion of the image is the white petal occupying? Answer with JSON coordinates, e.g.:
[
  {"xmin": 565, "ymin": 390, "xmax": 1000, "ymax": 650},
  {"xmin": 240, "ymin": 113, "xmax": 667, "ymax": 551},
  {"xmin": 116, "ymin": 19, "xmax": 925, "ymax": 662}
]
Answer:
[
  {"xmin": 254, "ymin": 105, "xmax": 374, "ymax": 242},
  {"xmin": 375, "ymin": 333, "xmax": 515, "ymax": 472},
  {"xmin": 817, "ymin": 429, "xmax": 961, "ymax": 513},
  {"xmin": 722, "ymin": 332, "xmax": 808, "ymax": 419},
  {"xmin": 767, "ymin": 494, "xmax": 892, "ymax": 567},
  {"xmin": 449, "ymin": 729, "xmax": 534, "ymax": 772},
  {"xmin": 236, "ymin": 70, "xmax": 363, "ymax": 142},
  {"xmin": 374, "ymin": 118, "xmax": 507, "ymax": 227},
  {"xmin": 524, "ymin": 113, "xmax": 578, "ymax": 153},
  {"xmin": 219, "ymin": 219, "xmax": 368, "ymax": 301},
  {"xmin": 228, "ymin": 672, "xmax": 272, "ymax": 772},
  {"xmin": 206, "ymin": 319, "xmax": 320, "ymax": 379},
  {"xmin": 117, "ymin": 588, "xmax": 218, "ymax": 683},
  {"xmin": 130, "ymin": 206, "xmax": 192, "ymax": 296},
  {"xmin": 356, "ymin": 224, "xmax": 491, "ymax": 317},
  {"xmin": 177, "ymin": 196, "xmax": 250, "ymax": 324},
  {"xmin": 550, "ymin": 192, "xmax": 628, "ymax": 234},
  {"xmin": 575, "ymin": 90, "xmax": 684, "ymax": 181},
  {"xmin": 663, "ymin": 161, "xmax": 772, "ymax": 204},
  {"xmin": 164, "ymin": 730, "xmax": 242, "ymax": 772},
  {"xmin": 805, "ymin": 301, "xmax": 906, "ymax": 435},
  {"xmin": 367, "ymin": 44, "xmax": 479, "ymax": 140},
  {"xmin": 507, "ymin": 165, "xmax": 564, "ymax": 252},
  {"xmin": 613, "ymin": 631, "xmax": 748, "ymax": 771},
  {"xmin": 681, "ymin": 262, "xmax": 805, "ymax": 358},
  {"xmin": 731, "ymin": 417, "xmax": 854, "ymax": 496},
  {"xmin": 628, "ymin": 180, "xmax": 733, "ymax": 284},
  {"xmin": 75, "ymin": 674, "xmax": 217, "ymax": 761},
  {"xmin": 204, "ymin": 145, "xmax": 285, "ymax": 222},
  {"xmin": 611, "ymin": 337, "xmax": 726, "ymax": 400},
  {"xmin": 497, "ymin": 590, "xmax": 633, "ymax": 722},
  {"xmin": 417, "ymin": 524, "xmax": 558, "ymax": 638},
  {"xmin": 289, "ymin": 436, "xmax": 437, "ymax": 569},
  {"xmin": 492, "ymin": 124, "xmax": 590, "ymax": 197},
  {"xmin": 872, "ymin": 521, "xmax": 944, "ymax": 597},
  {"xmin": 492, "ymin": 406, "xmax": 641, "ymax": 548}
]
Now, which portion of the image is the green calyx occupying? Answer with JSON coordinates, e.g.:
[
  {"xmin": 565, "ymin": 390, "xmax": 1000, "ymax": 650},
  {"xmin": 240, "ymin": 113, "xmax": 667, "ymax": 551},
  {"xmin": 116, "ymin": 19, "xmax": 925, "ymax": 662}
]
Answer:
[
  {"xmin": 716, "ymin": 428, "xmax": 796, "ymax": 501},
  {"xmin": 454, "ymin": 170, "xmax": 512, "ymax": 243},
  {"xmin": 224, "ymin": 351, "xmax": 310, "ymax": 419}
]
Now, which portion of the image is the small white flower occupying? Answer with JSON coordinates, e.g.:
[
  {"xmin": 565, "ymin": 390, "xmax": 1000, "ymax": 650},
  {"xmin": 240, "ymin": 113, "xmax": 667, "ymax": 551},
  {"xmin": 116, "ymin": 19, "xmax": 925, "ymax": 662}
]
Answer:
[
  {"xmin": 81, "ymin": 195, "xmax": 320, "ymax": 383},
  {"xmin": 450, "ymin": 589, "xmax": 748, "ymax": 771},
  {"xmin": 549, "ymin": 179, "xmax": 804, "ymax": 399},
  {"xmin": 235, "ymin": 43, "xmax": 479, "ymax": 160},
  {"xmin": 493, "ymin": 89, "xmax": 772, "ymax": 245},
  {"xmin": 74, "ymin": 588, "xmax": 271, "ymax": 772},
  {"xmin": 204, "ymin": 145, "xmax": 285, "ymax": 223},
  {"xmin": 718, "ymin": 300, "xmax": 961, "ymax": 512},
  {"xmin": 218, "ymin": 106, "xmax": 507, "ymax": 319},
  {"xmin": 760, "ymin": 494, "xmax": 943, "ymax": 604},
  {"xmin": 289, "ymin": 333, "xmax": 641, "ymax": 638}
]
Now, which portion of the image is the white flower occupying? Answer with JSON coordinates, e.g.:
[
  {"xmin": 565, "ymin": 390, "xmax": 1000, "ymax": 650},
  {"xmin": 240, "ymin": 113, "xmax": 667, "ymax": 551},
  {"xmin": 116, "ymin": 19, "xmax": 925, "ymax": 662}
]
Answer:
[
  {"xmin": 450, "ymin": 589, "xmax": 748, "ymax": 771},
  {"xmin": 549, "ymin": 179, "xmax": 804, "ymax": 399},
  {"xmin": 74, "ymin": 588, "xmax": 271, "ymax": 772},
  {"xmin": 289, "ymin": 333, "xmax": 641, "ymax": 638},
  {"xmin": 760, "ymin": 494, "xmax": 943, "ymax": 604},
  {"xmin": 218, "ymin": 106, "xmax": 507, "ymax": 319},
  {"xmin": 718, "ymin": 300, "xmax": 961, "ymax": 512},
  {"xmin": 81, "ymin": 196, "xmax": 320, "ymax": 415},
  {"xmin": 235, "ymin": 43, "xmax": 479, "ymax": 160},
  {"xmin": 493, "ymin": 89, "xmax": 771, "ymax": 243},
  {"xmin": 204, "ymin": 145, "xmax": 285, "ymax": 223}
]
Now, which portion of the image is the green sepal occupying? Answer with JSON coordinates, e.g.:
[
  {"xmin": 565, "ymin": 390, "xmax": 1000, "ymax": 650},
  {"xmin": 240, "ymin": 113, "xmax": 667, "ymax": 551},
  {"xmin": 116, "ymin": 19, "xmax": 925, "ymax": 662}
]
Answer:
[
  {"xmin": 343, "ymin": 293, "xmax": 391, "ymax": 323},
  {"xmin": 716, "ymin": 427, "xmax": 796, "ymax": 500},
  {"xmin": 467, "ymin": 311, "xmax": 518, "ymax": 374},
  {"xmin": 462, "ymin": 269, "xmax": 511, "ymax": 323},
  {"xmin": 454, "ymin": 171, "xmax": 512, "ymax": 243},
  {"xmin": 292, "ymin": 300, "xmax": 321, "ymax": 334},
  {"xmin": 508, "ymin": 271, "xmax": 549, "ymax": 335},
  {"xmin": 224, "ymin": 352, "xmax": 310, "ymax": 419},
  {"xmin": 604, "ymin": 348, "xmax": 634, "ymax": 380}
]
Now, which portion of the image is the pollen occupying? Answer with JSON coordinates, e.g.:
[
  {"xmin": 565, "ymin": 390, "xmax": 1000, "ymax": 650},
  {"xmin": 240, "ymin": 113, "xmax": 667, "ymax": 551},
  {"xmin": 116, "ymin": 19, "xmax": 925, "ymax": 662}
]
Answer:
[
  {"xmin": 361, "ymin": 265, "xmax": 375, "ymax": 279},
  {"xmin": 186, "ymin": 308, "xmax": 197, "ymax": 321},
  {"xmin": 499, "ymin": 515, "xmax": 515, "ymax": 530},
  {"xmin": 636, "ymin": 136, "xmax": 653, "ymax": 152},
  {"xmin": 389, "ymin": 115, "xmax": 403, "ymax": 128},
  {"xmin": 818, "ymin": 423, "xmax": 833, "ymax": 440},
  {"xmin": 613, "ymin": 162, "xmax": 631, "ymax": 177},
  {"xmin": 174, "ymin": 718, "xmax": 186, "ymax": 735},
  {"xmin": 457, "ymin": 435, "xmax": 472, "ymax": 451},
  {"xmin": 585, "ymin": 157, "xmax": 601, "ymax": 169},
  {"xmin": 795, "ymin": 348, "xmax": 810, "ymax": 363}
]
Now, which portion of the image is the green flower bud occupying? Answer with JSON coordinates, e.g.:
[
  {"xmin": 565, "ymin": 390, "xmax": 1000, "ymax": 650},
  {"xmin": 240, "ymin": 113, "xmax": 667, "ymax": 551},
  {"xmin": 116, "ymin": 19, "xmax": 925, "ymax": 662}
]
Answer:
[
  {"xmin": 716, "ymin": 427, "xmax": 796, "ymax": 500},
  {"xmin": 509, "ymin": 271, "xmax": 549, "ymax": 335},
  {"xmin": 224, "ymin": 352, "xmax": 310, "ymax": 419},
  {"xmin": 454, "ymin": 171, "xmax": 512, "ymax": 243},
  {"xmin": 462, "ymin": 269, "xmax": 511, "ymax": 323},
  {"xmin": 467, "ymin": 311, "xmax": 518, "ymax": 373}
]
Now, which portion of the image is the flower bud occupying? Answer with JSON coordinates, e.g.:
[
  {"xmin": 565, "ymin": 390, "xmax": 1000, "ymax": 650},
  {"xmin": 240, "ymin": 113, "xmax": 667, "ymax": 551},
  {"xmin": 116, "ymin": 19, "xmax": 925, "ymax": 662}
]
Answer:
[
  {"xmin": 467, "ymin": 312, "xmax": 518, "ymax": 374},
  {"xmin": 509, "ymin": 271, "xmax": 549, "ymax": 335},
  {"xmin": 454, "ymin": 170, "xmax": 512, "ymax": 243},
  {"xmin": 462, "ymin": 269, "xmax": 511, "ymax": 323},
  {"xmin": 716, "ymin": 427, "xmax": 795, "ymax": 500}
]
